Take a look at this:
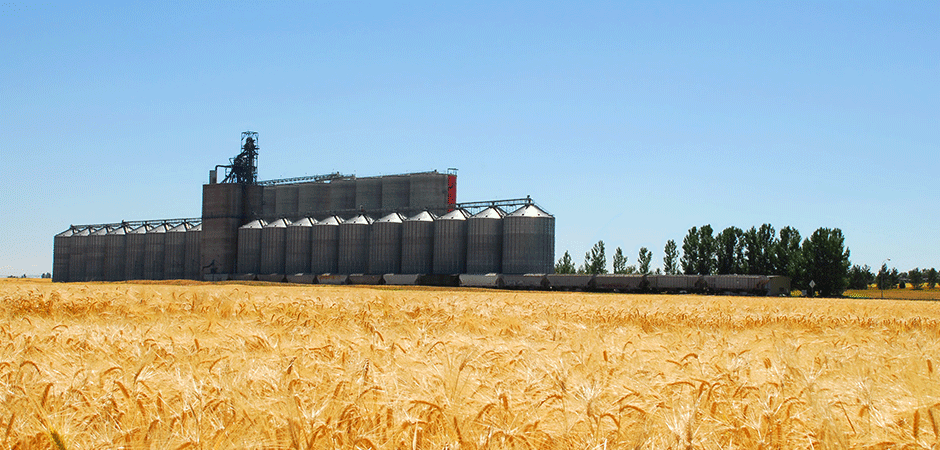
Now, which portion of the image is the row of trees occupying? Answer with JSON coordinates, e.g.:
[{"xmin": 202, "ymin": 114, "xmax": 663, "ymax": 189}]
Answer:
[
  {"xmin": 556, "ymin": 224, "xmax": 854, "ymax": 296},
  {"xmin": 848, "ymin": 265, "xmax": 940, "ymax": 290}
]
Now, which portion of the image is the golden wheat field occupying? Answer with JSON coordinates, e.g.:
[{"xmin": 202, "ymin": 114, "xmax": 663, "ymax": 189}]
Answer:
[{"xmin": 1, "ymin": 279, "xmax": 939, "ymax": 449}]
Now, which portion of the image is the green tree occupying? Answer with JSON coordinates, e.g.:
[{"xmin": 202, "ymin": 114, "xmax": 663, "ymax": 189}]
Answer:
[
  {"xmin": 847, "ymin": 264, "xmax": 874, "ymax": 289},
  {"xmin": 582, "ymin": 241, "xmax": 607, "ymax": 275},
  {"xmin": 774, "ymin": 226, "xmax": 803, "ymax": 286},
  {"xmin": 612, "ymin": 247, "xmax": 628, "ymax": 274},
  {"xmin": 877, "ymin": 264, "xmax": 892, "ymax": 290},
  {"xmin": 555, "ymin": 251, "xmax": 576, "ymax": 274},
  {"xmin": 638, "ymin": 247, "xmax": 652, "ymax": 275},
  {"xmin": 681, "ymin": 225, "xmax": 715, "ymax": 275},
  {"xmin": 680, "ymin": 227, "xmax": 699, "ymax": 275},
  {"xmin": 744, "ymin": 224, "xmax": 776, "ymax": 275},
  {"xmin": 663, "ymin": 240, "xmax": 679, "ymax": 275},
  {"xmin": 800, "ymin": 228, "xmax": 851, "ymax": 297},
  {"xmin": 926, "ymin": 268, "xmax": 938, "ymax": 289},
  {"xmin": 908, "ymin": 268, "xmax": 924, "ymax": 290},
  {"xmin": 715, "ymin": 226, "xmax": 745, "ymax": 274}
]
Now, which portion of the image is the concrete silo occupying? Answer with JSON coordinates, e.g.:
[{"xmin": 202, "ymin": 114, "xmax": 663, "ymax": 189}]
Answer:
[
  {"xmin": 401, "ymin": 211, "xmax": 436, "ymax": 274},
  {"xmin": 329, "ymin": 179, "xmax": 356, "ymax": 213},
  {"xmin": 338, "ymin": 215, "xmax": 373, "ymax": 274},
  {"xmin": 369, "ymin": 212, "xmax": 404, "ymax": 275},
  {"xmin": 355, "ymin": 177, "xmax": 382, "ymax": 212},
  {"xmin": 237, "ymin": 219, "xmax": 266, "ymax": 274},
  {"xmin": 298, "ymin": 183, "xmax": 330, "ymax": 219},
  {"xmin": 433, "ymin": 209, "xmax": 470, "ymax": 275},
  {"xmin": 275, "ymin": 185, "xmax": 299, "ymax": 218},
  {"xmin": 381, "ymin": 175, "xmax": 410, "ymax": 211},
  {"xmin": 466, "ymin": 207, "xmax": 505, "ymax": 274},
  {"xmin": 502, "ymin": 204, "xmax": 555, "ymax": 274}
]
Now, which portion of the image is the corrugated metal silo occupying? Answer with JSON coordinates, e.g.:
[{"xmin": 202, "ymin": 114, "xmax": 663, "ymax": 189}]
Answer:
[
  {"xmin": 164, "ymin": 223, "xmax": 190, "ymax": 280},
  {"xmin": 68, "ymin": 227, "xmax": 91, "ymax": 282},
  {"xmin": 275, "ymin": 185, "xmax": 299, "ymax": 218},
  {"xmin": 311, "ymin": 216, "xmax": 341, "ymax": 274},
  {"xmin": 261, "ymin": 218, "xmax": 291, "ymax": 275},
  {"xmin": 433, "ymin": 209, "xmax": 470, "ymax": 275},
  {"xmin": 298, "ymin": 183, "xmax": 330, "ymax": 218},
  {"xmin": 329, "ymin": 179, "xmax": 356, "ymax": 213},
  {"xmin": 401, "ymin": 211, "xmax": 436, "ymax": 274},
  {"xmin": 285, "ymin": 218, "xmax": 315, "ymax": 274},
  {"xmin": 185, "ymin": 223, "xmax": 202, "ymax": 280},
  {"xmin": 53, "ymin": 227, "xmax": 75, "ymax": 282},
  {"xmin": 369, "ymin": 212, "xmax": 404, "ymax": 274},
  {"xmin": 467, "ymin": 207, "xmax": 506, "ymax": 274},
  {"xmin": 355, "ymin": 177, "xmax": 382, "ymax": 212},
  {"xmin": 104, "ymin": 225, "xmax": 130, "ymax": 281},
  {"xmin": 237, "ymin": 219, "xmax": 266, "ymax": 274},
  {"xmin": 262, "ymin": 187, "xmax": 277, "ymax": 218},
  {"xmin": 381, "ymin": 175, "xmax": 410, "ymax": 211},
  {"xmin": 338, "ymin": 215, "xmax": 373, "ymax": 274},
  {"xmin": 86, "ymin": 226, "xmax": 110, "ymax": 281},
  {"xmin": 124, "ymin": 225, "xmax": 150, "ymax": 280},
  {"xmin": 502, "ymin": 204, "xmax": 555, "ymax": 274},
  {"xmin": 144, "ymin": 223, "xmax": 169, "ymax": 280}
]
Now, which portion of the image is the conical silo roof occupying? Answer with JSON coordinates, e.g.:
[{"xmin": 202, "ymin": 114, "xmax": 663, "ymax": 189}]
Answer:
[
  {"xmin": 290, "ymin": 217, "xmax": 317, "ymax": 227},
  {"xmin": 316, "ymin": 215, "xmax": 342, "ymax": 226},
  {"xmin": 375, "ymin": 212, "xmax": 405, "ymax": 223},
  {"xmin": 168, "ymin": 223, "xmax": 190, "ymax": 233},
  {"xmin": 470, "ymin": 206, "xmax": 506, "ymax": 219},
  {"xmin": 265, "ymin": 218, "xmax": 291, "ymax": 228},
  {"xmin": 439, "ymin": 209, "xmax": 470, "ymax": 221},
  {"xmin": 507, "ymin": 204, "xmax": 552, "ymax": 217},
  {"xmin": 343, "ymin": 214, "xmax": 374, "ymax": 225},
  {"xmin": 405, "ymin": 211, "xmax": 438, "ymax": 222},
  {"xmin": 240, "ymin": 219, "xmax": 267, "ymax": 229}
]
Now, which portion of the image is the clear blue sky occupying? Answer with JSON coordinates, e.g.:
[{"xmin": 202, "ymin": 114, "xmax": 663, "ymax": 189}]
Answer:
[{"xmin": 2, "ymin": 1, "xmax": 937, "ymax": 276}]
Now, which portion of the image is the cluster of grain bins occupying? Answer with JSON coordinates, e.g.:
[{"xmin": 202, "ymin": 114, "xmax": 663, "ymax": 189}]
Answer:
[
  {"xmin": 232, "ymin": 204, "xmax": 555, "ymax": 283},
  {"xmin": 53, "ymin": 222, "xmax": 202, "ymax": 282}
]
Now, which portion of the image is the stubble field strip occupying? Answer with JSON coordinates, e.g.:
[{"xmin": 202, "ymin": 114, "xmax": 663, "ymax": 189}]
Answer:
[{"xmin": 1, "ymin": 279, "xmax": 939, "ymax": 449}]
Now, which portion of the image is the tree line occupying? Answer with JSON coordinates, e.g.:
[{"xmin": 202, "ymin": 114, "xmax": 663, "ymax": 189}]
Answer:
[{"xmin": 556, "ymin": 224, "xmax": 858, "ymax": 297}]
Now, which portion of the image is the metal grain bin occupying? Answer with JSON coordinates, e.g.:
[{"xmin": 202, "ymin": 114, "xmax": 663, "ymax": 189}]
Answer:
[
  {"xmin": 124, "ymin": 225, "xmax": 150, "ymax": 280},
  {"xmin": 298, "ymin": 183, "xmax": 330, "ymax": 218},
  {"xmin": 260, "ymin": 218, "xmax": 291, "ymax": 275},
  {"xmin": 401, "ymin": 211, "xmax": 436, "ymax": 274},
  {"xmin": 275, "ymin": 185, "xmax": 299, "ymax": 218},
  {"xmin": 53, "ymin": 227, "xmax": 75, "ymax": 282},
  {"xmin": 502, "ymin": 204, "xmax": 555, "ymax": 275},
  {"xmin": 237, "ymin": 219, "xmax": 266, "ymax": 274},
  {"xmin": 369, "ymin": 212, "xmax": 404, "ymax": 274},
  {"xmin": 381, "ymin": 175, "xmax": 410, "ymax": 211},
  {"xmin": 329, "ymin": 178, "xmax": 356, "ymax": 213},
  {"xmin": 338, "ymin": 215, "xmax": 373, "ymax": 274},
  {"xmin": 262, "ymin": 187, "xmax": 277, "ymax": 219},
  {"xmin": 86, "ymin": 226, "xmax": 110, "ymax": 281},
  {"xmin": 355, "ymin": 177, "xmax": 382, "ymax": 212},
  {"xmin": 185, "ymin": 223, "xmax": 202, "ymax": 280},
  {"xmin": 285, "ymin": 218, "xmax": 315, "ymax": 274},
  {"xmin": 311, "ymin": 216, "xmax": 341, "ymax": 274},
  {"xmin": 104, "ymin": 225, "xmax": 130, "ymax": 281},
  {"xmin": 466, "ymin": 207, "xmax": 505, "ymax": 274},
  {"xmin": 164, "ymin": 223, "xmax": 190, "ymax": 280},
  {"xmin": 433, "ymin": 209, "xmax": 470, "ymax": 275},
  {"xmin": 144, "ymin": 223, "xmax": 169, "ymax": 280},
  {"xmin": 68, "ymin": 226, "xmax": 91, "ymax": 282}
]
